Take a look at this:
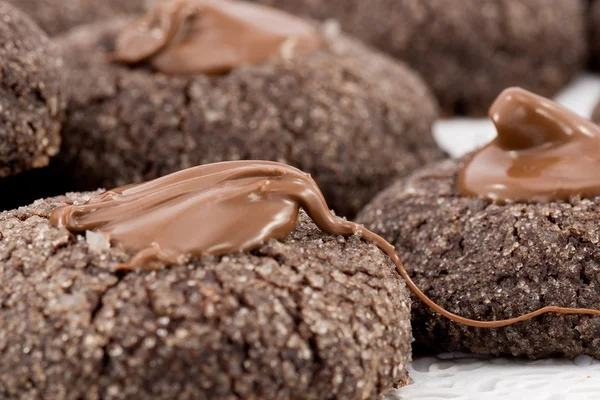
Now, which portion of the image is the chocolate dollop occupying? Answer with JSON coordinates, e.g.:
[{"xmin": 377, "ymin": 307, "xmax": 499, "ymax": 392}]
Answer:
[
  {"xmin": 51, "ymin": 160, "xmax": 600, "ymax": 328},
  {"xmin": 458, "ymin": 87, "xmax": 600, "ymax": 203},
  {"xmin": 51, "ymin": 161, "xmax": 357, "ymax": 269},
  {"xmin": 110, "ymin": 0, "xmax": 322, "ymax": 75}
]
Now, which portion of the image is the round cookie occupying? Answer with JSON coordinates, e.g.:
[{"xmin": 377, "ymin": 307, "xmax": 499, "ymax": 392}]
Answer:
[
  {"xmin": 358, "ymin": 157, "xmax": 600, "ymax": 359},
  {"xmin": 4, "ymin": 0, "xmax": 153, "ymax": 36},
  {"xmin": 0, "ymin": 1, "xmax": 65, "ymax": 178},
  {"xmin": 0, "ymin": 193, "xmax": 411, "ymax": 399},
  {"xmin": 250, "ymin": 0, "xmax": 586, "ymax": 115},
  {"xmin": 53, "ymin": 13, "xmax": 442, "ymax": 218}
]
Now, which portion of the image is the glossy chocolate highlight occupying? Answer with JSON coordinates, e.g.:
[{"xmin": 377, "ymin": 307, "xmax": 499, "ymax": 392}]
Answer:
[
  {"xmin": 458, "ymin": 87, "xmax": 600, "ymax": 203},
  {"xmin": 110, "ymin": 0, "xmax": 322, "ymax": 75}
]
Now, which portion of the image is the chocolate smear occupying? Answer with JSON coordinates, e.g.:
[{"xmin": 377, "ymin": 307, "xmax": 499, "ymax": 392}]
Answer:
[
  {"xmin": 458, "ymin": 87, "xmax": 600, "ymax": 203},
  {"xmin": 110, "ymin": 0, "xmax": 322, "ymax": 75},
  {"xmin": 52, "ymin": 160, "xmax": 600, "ymax": 328}
]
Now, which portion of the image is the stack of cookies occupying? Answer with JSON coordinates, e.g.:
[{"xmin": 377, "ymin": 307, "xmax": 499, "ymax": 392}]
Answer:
[{"xmin": 2, "ymin": 1, "xmax": 600, "ymax": 399}]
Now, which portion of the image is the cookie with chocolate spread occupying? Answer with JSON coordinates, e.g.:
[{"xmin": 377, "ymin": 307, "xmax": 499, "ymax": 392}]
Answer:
[
  {"xmin": 53, "ymin": 0, "xmax": 442, "ymax": 218},
  {"xmin": 4, "ymin": 0, "xmax": 153, "ymax": 36},
  {"xmin": 0, "ymin": 1, "xmax": 65, "ymax": 178},
  {"xmin": 250, "ymin": 0, "xmax": 586, "ymax": 115},
  {"xmin": 0, "ymin": 165, "xmax": 412, "ymax": 399},
  {"xmin": 358, "ymin": 88, "xmax": 600, "ymax": 358}
]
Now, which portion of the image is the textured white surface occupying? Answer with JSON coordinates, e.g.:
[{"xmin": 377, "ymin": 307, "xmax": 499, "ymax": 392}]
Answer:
[
  {"xmin": 393, "ymin": 353, "xmax": 600, "ymax": 400},
  {"xmin": 393, "ymin": 74, "xmax": 600, "ymax": 399}
]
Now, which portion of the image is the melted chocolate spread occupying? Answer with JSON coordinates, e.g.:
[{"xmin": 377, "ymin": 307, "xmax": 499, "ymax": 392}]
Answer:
[
  {"xmin": 110, "ymin": 0, "xmax": 322, "ymax": 75},
  {"xmin": 51, "ymin": 160, "xmax": 600, "ymax": 328},
  {"xmin": 458, "ymin": 87, "xmax": 600, "ymax": 203}
]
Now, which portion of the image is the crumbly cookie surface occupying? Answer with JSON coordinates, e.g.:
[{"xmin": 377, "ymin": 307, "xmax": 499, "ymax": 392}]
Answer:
[
  {"xmin": 359, "ymin": 158, "xmax": 600, "ymax": 359},
  {"xmin": 0, "ymin": 194, "xmax": 411, "ymax": 399}
]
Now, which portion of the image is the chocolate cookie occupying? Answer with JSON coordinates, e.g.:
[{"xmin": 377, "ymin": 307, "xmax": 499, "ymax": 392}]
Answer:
[
  {"xmin": 359, "ymin": 157, "xmax": 600, "ymax": 358},
  {"xmin": 0, "ymin": 1, "xmax": 65, "ymax": 178},
  {"xmin": 358, "ymin": 88, "xmax": 600, "ymax": 359},
  {"xmin": 251, "ymin": 0, "xmax": 586, "ymax": 115},
  {"xmin": 53, "ymin": 0, "xmax": 442, "ymax": 218},
  {"xmin": 0, "ymin": 194, "xmax": 411, "ymax": 399},
  {"xmin": 4, "ymin": 0, "xmax": 153, "ymax": 35}
]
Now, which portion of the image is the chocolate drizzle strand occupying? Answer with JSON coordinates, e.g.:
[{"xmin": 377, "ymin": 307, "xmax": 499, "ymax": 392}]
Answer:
[
  {"xmin": 51, "ymin": 160, "xmax": 600, "ymax": 328},
  {"xmin": 110, "ymin": 0, "xmax": 322, "ymax": 75},
  {"xmin": 458, "ymin": 87, "xmax": 600, "ymax": 203}
]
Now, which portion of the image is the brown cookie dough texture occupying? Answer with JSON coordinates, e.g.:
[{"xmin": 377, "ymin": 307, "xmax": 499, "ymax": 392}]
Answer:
[
  {"xmin": 251, "ymin": 0, "xmax": 586, "ymax": 115},
  {"xmin": 54, "ymin": 18, "xmax": 442, "ymax": 218},
  {"xmin": 4, "ymin": 0, "xmax": 154, "ymax": 36},
  {"xmin": 0, "ymin": 194, "xmax": 411, "ymax": 399},
  {"xmin": 0, "ymin": 2, "xmax": 65, "ymax": 178},
  {"xmin": 358, "ymin": 158, "xmax": 600, "ymax": 359}
]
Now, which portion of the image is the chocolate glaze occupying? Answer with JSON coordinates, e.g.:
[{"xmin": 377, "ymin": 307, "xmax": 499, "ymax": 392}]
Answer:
[
  {"xmin": 51, "ymin": 160, "xmax": 600, "ymax": 328},
  {"xmin": 458, "ymin": 87, "xmax": 600, "ymax": 203},
  {"xmin": 110, "ymin": 0, "xmax": 322, "ymax": 75}
]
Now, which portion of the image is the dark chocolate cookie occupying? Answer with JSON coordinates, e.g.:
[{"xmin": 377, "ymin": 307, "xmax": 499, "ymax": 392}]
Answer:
[
  {"xmin": 4, "ymin": 0, "xmax": 153, "ymax": 35},
  {"xmin": 51, "ymin": 16, "xmax": 442, "ymax": 218},
  {"xmin": 0, "ymin": 194, "xmax": 411, "ymax": 399},
  {"xmin": 0, "ymin": 1, "xmax": 65, "ymax": 178},
  {"xmin": 358, "ymin": 157, "xmax": 600, "ymax": 359},
  {"xmin": 251, "ymin": 0, "xmax": 586, "ymax": 115}
]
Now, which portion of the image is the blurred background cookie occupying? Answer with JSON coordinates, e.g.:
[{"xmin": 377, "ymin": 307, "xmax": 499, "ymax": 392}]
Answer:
[
  {"xmin": 251, "ymin": 0, "xmax": 586, "ymax": 115},
  {"xmin": 4, "ymin": 0, "xmax": 154, "ymax": 35},
  {"xmin": 46, "ymin": 0, "xmax": 443, "ymax": 218},
  {"xmin": 0, "ymin": 1, "xmax": 65, "ymax": 178}
]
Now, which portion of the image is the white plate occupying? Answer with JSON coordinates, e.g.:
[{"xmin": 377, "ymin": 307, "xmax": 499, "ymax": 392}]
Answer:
[{"xmin": 392, "ymin": 74, "xmax": 600, "ymax": 399}]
